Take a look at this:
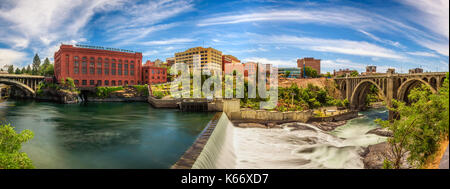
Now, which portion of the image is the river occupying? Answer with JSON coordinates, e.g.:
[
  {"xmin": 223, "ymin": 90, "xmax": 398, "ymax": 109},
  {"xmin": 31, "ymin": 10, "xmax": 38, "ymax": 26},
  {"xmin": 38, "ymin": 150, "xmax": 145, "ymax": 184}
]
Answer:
[
  {"xmin": 232, "ymin": 108, "xmax": 388, "ymax": 169},
  {"xmin": 0, "ymin": 99, "xmax": 214, "ymax": 169}
]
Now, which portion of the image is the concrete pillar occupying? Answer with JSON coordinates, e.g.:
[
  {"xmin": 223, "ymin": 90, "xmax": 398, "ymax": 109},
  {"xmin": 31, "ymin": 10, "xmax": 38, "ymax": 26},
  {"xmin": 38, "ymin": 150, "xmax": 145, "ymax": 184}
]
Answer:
[
  {"xmin": 346, "ymin": 79, "xmax": 351, "ymax": 101},
  {"xmin": 386, "ymin": 73, "xmax": 395, "ymax": 120}
]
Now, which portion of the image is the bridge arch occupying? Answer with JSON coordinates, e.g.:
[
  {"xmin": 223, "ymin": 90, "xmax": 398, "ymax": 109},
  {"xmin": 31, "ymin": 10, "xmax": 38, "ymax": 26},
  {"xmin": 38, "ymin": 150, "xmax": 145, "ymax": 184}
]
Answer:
[
  {"xmin": 0, "ymin": 78, "xmax": 36, "ymax": 96},
  {"xmin": 397, "ymin": 78, "xmax": 436, "ymax": 103},
  {"xmin": 350, "ymin": 79, "xmax": 385, "ymax": 110}
]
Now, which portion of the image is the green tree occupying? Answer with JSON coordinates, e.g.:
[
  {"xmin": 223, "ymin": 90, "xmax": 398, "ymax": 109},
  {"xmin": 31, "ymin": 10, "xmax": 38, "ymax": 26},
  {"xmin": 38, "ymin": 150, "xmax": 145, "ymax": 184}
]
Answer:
[
  {"xmin": 0, "ymin": 124, "xmax": 34, "ymax": 169},
  {"xmin": 32, "ymin": 53, "xmax": 41, "ymax": 75},
  {"xmin": 350, "ymin": 71, "xmax": 359, "ymax": 77},
  {"xmin": 26, "ymin": 65, "xmax": 32, "ymax": 74},
  {"xmin": 7, "ymin": 65, "xmax": 14, "ymax": 74},
  {"xmin": 285, "ymin": 71, "xmax": 291, "ymax": 78},
  {"xmin": 21, "ymin": 67, "xmax": 26, "ymax": 74},
  {"xmin": 40, "ymin": 58, "xmax": 51, "ymax": 76},
  {"xmin": 304, "ymin": 66, "xmax": 318, "ymax": 78},
  {"xmin": 14, "ymin": 68, "xmax": 21, "ymax": 74},
  {"xmin": 376, "ymin": 73, "xmax": 449, "ymax": 168},
  {"xmin": 41, "ymin": 63, "xmax": 54, "ymax": 76}
]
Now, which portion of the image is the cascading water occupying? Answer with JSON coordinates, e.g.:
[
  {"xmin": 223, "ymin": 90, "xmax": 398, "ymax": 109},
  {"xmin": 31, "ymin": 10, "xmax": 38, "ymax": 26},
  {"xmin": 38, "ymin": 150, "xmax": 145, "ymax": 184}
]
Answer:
[
  {"xmin": 192, "ymin": 108, "xmax": 388, "ymax": 169},
  {"xmin": 192, "ymin": 113, "xmax": 236, "ymax": 169}
]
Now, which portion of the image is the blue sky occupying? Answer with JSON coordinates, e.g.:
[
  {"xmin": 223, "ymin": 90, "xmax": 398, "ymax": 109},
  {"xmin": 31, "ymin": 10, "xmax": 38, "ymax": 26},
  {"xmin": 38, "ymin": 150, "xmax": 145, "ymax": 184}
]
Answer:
[{"xmin": 0, "ymin": 0, "xmax": 448, "ymax": 73}]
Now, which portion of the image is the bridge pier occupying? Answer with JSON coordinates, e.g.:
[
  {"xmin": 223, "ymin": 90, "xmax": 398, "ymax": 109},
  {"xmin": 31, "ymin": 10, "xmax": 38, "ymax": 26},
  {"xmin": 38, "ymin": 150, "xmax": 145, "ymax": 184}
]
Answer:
[{"xmin": 335, "ymin": 72, "xmax": 447, "ymax": 120}]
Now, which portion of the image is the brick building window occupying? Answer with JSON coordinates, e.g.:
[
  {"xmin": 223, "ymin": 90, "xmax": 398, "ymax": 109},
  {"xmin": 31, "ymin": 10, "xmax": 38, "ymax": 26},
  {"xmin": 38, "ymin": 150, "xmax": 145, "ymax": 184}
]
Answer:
[
  {"xmin": 97, "ymin": 80, "xmax": 102, "ymax": 86},
  {"xmin": 74, "ymin": 56, "xmax": 79, "ymax": 74},
  {"xmin": 118, "ymin": 63, "xmax": 122, "ymax": 75},
  {"xmin": 124, "ymin": 64, "xmax": 128, "ymax": 75},
  {"xmin": 111, "ymin": 61, "xmax": 116, "ymax": 75},
  {"xmin": 104, "ymin": 80, "xmax": 109, "ymax": 86},
  {"xmin": 90, "ymin": 80, "xmax": 94, "ymax": 85},
  {"xmin": 89, "ymin": 57, "xmax": 95, "ymax": 74},
  {"xmin": 82, "ymin": 80, "xmax": 87, "ymax": 85},
  {"xmin": 97, "ymin": 58, "xmax": 102, "ymax": 75},
  {"xmin": 124, "ymin": 80, "xmax": 128, "ymax": 85},
  {"xmin": 82, "ymin": 57, "xmax": 87, "ymax": 74},
  {"xmin": 130, "ymin": 63, "xmax": 134, "ymax": 75},
  {"xmin": 111, "ymin": 80, "xmax": 116, "ymax": 86},
  {"xmin": 74, "ymin": 80, "xmax": 79, "ymax": 85},
  {"xmin": 118, "ymin": 80, "xmax": 122, "ymax": 85},
  {"xmin": 104, "ymin": 63, "xmax": 109, "ymax": 75}
]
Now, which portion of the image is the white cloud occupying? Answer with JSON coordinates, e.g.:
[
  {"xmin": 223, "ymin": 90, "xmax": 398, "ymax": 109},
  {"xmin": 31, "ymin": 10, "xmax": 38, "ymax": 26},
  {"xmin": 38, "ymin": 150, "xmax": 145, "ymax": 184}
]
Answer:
[
  {"xmin": 140, "ymin": 38, "xmax": 196, "ymax": 46},
  {"xmin": 358, "ymin": 30, "xmax": 404, "ymax": 48},
  {"xmin": 406, "ymin": 51, "xmax": 439, "ymax": 58},
  {"xmin": 258, "ymin": 35, "xmax": 405, "ymax": 59},
  {"xmin": 400, "ymin": 0, "xmax": 449, "ymax": 40},
  {"xmin": 242, "ymin": 57, "xmax": 296, "ymax": 67},
  {"xmin": 198, "ymin": 6, "xmax": 449, "ymax": 57},
  {"xmin": 0, "ymin": 49, "xmax": 27, "ymax": 68},
  {"xmin": 0, "ymin": 0, "xmax": 123, "ymax": 48},
  {"xmin": 322, "ymin": 59, "xmax": 398, "ymax": 73}
]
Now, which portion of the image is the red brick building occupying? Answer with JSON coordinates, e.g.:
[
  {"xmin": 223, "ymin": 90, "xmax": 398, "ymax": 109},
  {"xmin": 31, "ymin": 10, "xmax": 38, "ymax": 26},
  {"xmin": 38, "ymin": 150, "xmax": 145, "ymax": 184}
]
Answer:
[
  {"xmin": 297, "ymin": 57, "xmax": 321, "ymax": 77},
  {"xmin": 54, "ymin": 44, "xmax": 142, "ymax": 87},
  {"xmin": 142, "ymin": 60, "xmax": 167, "ymax": 84}
]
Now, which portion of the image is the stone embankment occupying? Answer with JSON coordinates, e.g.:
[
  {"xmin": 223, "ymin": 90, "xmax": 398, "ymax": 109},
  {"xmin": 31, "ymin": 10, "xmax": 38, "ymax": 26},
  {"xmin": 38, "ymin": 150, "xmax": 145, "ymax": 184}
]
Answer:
[{"xmin": 36, "ymin": 88, "xmax": 80, "ymax": 104}]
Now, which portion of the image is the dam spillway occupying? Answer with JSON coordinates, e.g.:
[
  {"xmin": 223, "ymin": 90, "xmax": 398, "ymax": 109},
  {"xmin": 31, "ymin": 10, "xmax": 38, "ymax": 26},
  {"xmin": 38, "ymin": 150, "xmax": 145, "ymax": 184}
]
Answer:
[{"xmin": 174, "ymin": 108, "xmax": 389, "ymax": 169}]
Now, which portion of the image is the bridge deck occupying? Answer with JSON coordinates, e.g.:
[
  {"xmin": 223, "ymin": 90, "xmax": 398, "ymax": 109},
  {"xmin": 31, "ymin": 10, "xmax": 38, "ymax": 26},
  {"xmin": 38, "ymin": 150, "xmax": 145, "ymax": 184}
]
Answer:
[{"xmin": 0, "ymin": 74, "xmax": 45, "ymax": 79}]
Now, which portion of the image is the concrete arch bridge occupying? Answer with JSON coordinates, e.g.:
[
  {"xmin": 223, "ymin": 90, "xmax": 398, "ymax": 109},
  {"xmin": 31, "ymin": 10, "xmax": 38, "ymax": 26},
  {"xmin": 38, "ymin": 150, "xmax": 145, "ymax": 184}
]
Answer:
[
  {"xmin": 334, "ymin": 72, "xmax": 447, "ymax": 117},
  {"xmin": 0, "ymin": 74, "xmax": 45, "ymax": 97}
]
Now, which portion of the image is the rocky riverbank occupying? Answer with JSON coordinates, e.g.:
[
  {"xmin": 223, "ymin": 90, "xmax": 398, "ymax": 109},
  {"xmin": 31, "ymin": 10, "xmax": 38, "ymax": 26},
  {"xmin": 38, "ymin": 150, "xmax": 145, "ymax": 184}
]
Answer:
[
  {"xmin": 36, "ymin": 88, "xmax": 80, "ymax": 104},
  {"xmin": 361, "ymin": 142, "xmax": 412, "ymax": 169}
]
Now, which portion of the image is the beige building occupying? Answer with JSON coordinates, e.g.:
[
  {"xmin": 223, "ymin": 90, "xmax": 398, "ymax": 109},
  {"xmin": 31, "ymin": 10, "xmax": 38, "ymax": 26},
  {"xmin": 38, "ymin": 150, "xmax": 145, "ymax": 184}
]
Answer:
[{"xmin": 175, "ymin": 47, "xmax": 222, "ymax": 71}]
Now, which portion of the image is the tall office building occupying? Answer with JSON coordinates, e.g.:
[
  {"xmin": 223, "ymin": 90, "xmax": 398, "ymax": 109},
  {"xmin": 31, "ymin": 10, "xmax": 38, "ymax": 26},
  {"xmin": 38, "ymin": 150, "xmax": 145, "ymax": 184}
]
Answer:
[
  {"xmin": 174, "ymin": 47, "xmax": 222, "ymax": 71},
  {"xmin": 297, "ymin": 57, "xmax": 321, "ymax": 77}
]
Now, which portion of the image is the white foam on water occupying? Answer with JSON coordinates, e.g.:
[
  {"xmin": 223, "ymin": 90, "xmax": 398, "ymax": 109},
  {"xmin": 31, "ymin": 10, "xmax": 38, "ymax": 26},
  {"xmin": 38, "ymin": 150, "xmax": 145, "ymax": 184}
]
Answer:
[
  {"xmin": 233, "ymin": 111, "xmax": 387, "ymax": 169},
  {"xmin": 193, "ymin": 109, "xmax": 387, "ymax": 169}
]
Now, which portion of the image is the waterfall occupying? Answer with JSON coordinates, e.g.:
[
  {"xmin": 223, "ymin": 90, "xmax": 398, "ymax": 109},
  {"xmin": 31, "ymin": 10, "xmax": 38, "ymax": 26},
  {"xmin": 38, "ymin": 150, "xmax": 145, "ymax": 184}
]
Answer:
[{"xmin": 192, "ymin": 113, "xmax": 236, "ymax": 169}]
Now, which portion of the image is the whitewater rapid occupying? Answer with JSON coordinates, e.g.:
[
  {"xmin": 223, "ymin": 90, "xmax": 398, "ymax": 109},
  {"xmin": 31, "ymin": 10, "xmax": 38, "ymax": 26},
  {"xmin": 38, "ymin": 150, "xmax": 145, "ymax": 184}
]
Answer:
[{"xmin": 233, "ymin": 109, "xmax": 388, "ymax": 169}]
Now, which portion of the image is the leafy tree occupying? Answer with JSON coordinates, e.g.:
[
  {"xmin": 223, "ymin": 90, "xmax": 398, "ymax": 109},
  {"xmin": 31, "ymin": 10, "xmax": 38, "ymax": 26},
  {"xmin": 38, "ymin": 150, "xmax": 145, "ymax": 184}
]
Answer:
[
  {"xmin": 21, "ymin": 67, "xmax": 26, "ymax": 74},
  {"xmin": 350, "ymin": 71, "xmax": 359, "ymax": 77},
  {"xmin": 0, "ymin": 124, "xmax": 34, "ymax": 169},
  {"xmin": 15, "ymin": 68, "xmax": 21, "ymax": 74},
  {"xmin": 304, "ymin": 66, "xmax": 318, "ymax": 78},
  {"xmin": 41, "ymin": 63, "xmax": 54, "ymax": 76},
  {"xmin": 7, "ymin": 65, "xmax": 14, "ymax": 74},
  {"xmin": 40, "ymin": 58, "xmax": 52, "ymax": 76},
  {"xmin": 376, "ymin": 73, "xmax": 449, "ymax": 168},
  {"xmin": 285, "ymin": 71, "xmax": 291, "ymax": 78},
  {"xmin": 26, "ymin": 65, "xmax": 32, "ymax": 74},
  {"xmin": 32, "ymin": 53, "xmax": 41, "ymax": 75}
]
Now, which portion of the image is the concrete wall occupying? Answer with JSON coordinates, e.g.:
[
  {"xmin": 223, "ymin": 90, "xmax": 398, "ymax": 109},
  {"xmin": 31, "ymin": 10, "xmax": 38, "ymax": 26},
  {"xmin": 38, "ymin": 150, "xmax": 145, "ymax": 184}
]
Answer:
[
  {"xmin": 147, "ymin": 95, "xmax": 180, "ymax": 108},
  {"xmin": 308, "ymin": 110, "xmax": 358, "ymax": 122},
  {"xmin": 229, "ymin": 109, "xmax": 313, "ymax": 122},
  {"xmin": 87, "ymin": 96, "xmax": 147, "ymax": 102}
]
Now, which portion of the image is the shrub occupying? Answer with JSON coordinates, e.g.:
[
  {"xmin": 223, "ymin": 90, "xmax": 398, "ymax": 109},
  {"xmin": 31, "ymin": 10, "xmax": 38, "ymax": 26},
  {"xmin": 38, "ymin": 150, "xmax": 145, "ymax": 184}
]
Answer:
[
  {"xmin": 133, "ymin": 85, "xmax": 149, "ymax": 96},
  {"xmin": 95, "ymin": 86, "xmax": 124, "ymax": 98},
  {"xmin": 0, "ymin": 124, "xmax": 34, "ymax": 169}
]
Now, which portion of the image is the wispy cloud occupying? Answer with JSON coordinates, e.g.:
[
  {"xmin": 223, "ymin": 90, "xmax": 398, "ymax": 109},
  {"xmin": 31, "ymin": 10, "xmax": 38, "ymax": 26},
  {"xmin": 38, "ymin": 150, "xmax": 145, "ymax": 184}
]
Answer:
[
  {"xmin": 406, "ymin": 51, "xmax": 439, "ymax": 58},
  {"xmin": 140, "ymin": 38, "xmax": 196, "ymax": 46},
  {"xmin": 256, "ymin": 34, "xmax": 405, "ymax": 59},
  {"xmin": 358, "ymin": 30, "xmax": 404, "ymax": 48},
  {"xmin": 322, "ymin": 59, "xmax": 398, "ymax": 73},
  {"xmin": 198, "ymin": 6, "xmax": 449, "ymax": 57},
  {"xmin": 243, "ymin": 57, "xmax": 296, "ymax": 67},
  {"xmin": 0, "ymin": 48, "xmax": 27, "ymax": 68}
]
